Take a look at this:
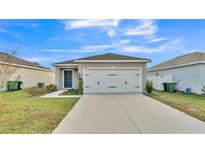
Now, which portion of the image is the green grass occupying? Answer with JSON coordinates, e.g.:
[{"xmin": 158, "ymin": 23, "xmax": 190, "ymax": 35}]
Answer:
[
  {"xmin": 150, "ymin": 91, "xmax": 205, "ymax": 122},
  {"xmin": 0, "ymin": 89, "xmax": 79, "ymax": 134}
]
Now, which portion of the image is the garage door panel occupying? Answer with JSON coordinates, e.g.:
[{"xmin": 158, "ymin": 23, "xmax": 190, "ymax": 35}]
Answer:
[{"xmin": 84, "ymin": 68, "xmax": 141, "ymax": 93}]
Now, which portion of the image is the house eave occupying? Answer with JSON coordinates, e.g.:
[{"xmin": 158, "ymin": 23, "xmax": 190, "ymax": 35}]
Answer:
[
  {"xmin": 53, "ymin": 63, "xmax": 79, "ymax": 67},
  {"xmin": 0, "ymin": 62, "xmax": 53, "ymax": 72}
]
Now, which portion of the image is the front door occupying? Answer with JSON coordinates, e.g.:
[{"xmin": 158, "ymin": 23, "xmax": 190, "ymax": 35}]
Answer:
[{"xmin": 64, "ymin": 70, "xmax": 73, "ymax": 88}]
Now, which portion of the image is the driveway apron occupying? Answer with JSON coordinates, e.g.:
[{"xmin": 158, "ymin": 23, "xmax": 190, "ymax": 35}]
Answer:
[{"xmin": 53, "ymin": 94, "xmax": 205, "ymax": 134}]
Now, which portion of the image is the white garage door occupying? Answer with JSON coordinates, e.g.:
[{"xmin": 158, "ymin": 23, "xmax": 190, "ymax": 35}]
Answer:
[{"xmin": 84, "ymin": 67, "xmax": 142, "ymax": 93}]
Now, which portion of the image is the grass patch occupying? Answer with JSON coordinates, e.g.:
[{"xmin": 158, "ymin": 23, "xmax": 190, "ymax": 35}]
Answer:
[
  {"xmin": 0, "ymin": 89, "xmax": 79, "ymax": 134},
  {"xmin": 150, "ymin": 91, "xmax": 205, "ymax": 122}
]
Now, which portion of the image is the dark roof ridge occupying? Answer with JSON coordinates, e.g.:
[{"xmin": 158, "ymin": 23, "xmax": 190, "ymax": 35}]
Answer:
[{"xmin": 175, "ymin": 51, "xmax": 204, "ymax": 59}]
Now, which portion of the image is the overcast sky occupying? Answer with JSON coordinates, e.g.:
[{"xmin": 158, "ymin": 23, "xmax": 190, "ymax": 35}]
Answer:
[{"xmin": 0, "ymin": 19, "xmax": 205, "ymax": 68}]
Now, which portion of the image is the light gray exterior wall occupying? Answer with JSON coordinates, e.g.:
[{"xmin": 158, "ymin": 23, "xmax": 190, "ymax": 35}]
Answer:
[
  {"xmin": 55, "ymin": 62, "xmax": 147, "ymax": 93},
  {"xmin": 78, "ymin": 62, "xmax": 147, "ymax": 93},
  {"xmin": 147, "ymin": 64, "xmax": 205, "ymax": 94}
]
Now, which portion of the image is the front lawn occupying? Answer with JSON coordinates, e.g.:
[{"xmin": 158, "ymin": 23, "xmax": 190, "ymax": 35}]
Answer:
[
  {"xmin": 150, "ymin": 91, "xmax": 205, "ymax": 122},
  {"xmin": 0, "ymin": 89, "xmax": 79, "ymax": 134}
]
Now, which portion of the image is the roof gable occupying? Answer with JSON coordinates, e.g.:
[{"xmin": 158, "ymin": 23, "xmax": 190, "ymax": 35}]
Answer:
[
  {"xmin": 54, "ymin": 53, "xmax": 150, "ymax": 65},
  {"xmin": 76, "ymin": 53, "xmax": 149, "ymax": 61}
]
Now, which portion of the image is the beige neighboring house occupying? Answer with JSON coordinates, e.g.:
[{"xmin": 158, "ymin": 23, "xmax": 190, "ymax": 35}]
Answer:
[
  {"xmin": 0, "ymin": 52, "xmax": 55, "ymax": 89},
  {"xmin": 53, "ymin": 53, "xmax": 150, "ymax": 93}
]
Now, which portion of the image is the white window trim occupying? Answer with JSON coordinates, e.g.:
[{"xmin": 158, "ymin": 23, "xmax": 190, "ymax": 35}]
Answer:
[
  {"xmin": 139, "ymin": 67, "xmax": 142, "ymax": 93},
  {"xmin": 63, "ymin": 69, "xmax": 74, "ymax": 89},
  {"xmin": 82, "ymin": 66, "xmax": 85, "ymax": 94}
]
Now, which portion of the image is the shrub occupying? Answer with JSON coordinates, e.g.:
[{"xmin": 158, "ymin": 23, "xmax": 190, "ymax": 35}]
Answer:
[
  {"xmin": 28, "ymin": 87, "xmax": 48, "ymax": 96},
  {"xmin": 28, "ymin": 84, "xmax": 56, "ymax": 96},
  {"xmin": 78, "ymin": 74, "xmax": 83, "ymax": 95},
  {"xmin": 201, "ymin": 86, "xmax": 205, "ymax": 94},
  {"xmin": 145, "ymin": 80, "xmax": 154, "ymax": 94},
  {"xmin": 62, "ymin": 89, "xmax": 79, "ymax": 95},
  {"xmin": 46, "ymin": 84, "xmax": 57, "ymax": 92}
]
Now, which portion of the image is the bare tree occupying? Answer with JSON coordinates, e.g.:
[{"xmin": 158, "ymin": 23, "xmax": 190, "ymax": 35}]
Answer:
[{"xmin": 0, "ymin": 47, "xmax": 20, "ymax": 100}]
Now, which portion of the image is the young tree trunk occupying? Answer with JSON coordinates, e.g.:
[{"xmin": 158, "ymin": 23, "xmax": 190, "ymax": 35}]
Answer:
[
  {"xmin": 0, "ymin": 90, "xmax": 3, "ymax": 101},
  {"xmin": 0, "ymin": 47, "xmax": 20, "ymax": 100}
]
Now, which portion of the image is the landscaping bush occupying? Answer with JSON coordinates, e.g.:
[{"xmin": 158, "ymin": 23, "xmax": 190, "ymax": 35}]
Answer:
[
  {"xmin": 46, "ymin": 84, "xmax": 57, "ymax": 91},
  {"xmin": 145, "ymin": 80, "xmax": 154, "ymax": 94},
  {"xmin": 62, "ymin": 89, "xmax": 79, "ymax": 95},
  {"xmin": 201, "ymin": 86, "xmax": 205, "ymax": 94},
  {"xmin": 29, "ymin": 84, "xmax": 56, "ymax": 96},
  {"xmin": 28, "ymin": 87, "xmax": 48, "ymax": 96},
  {"xmin": 78, "ymin": 74, "xmax": 83, "ymax": 95}
]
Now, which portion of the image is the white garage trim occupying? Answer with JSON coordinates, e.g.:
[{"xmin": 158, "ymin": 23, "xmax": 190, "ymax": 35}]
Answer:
[
  {"xmin": 83, "ymin": 67, "xmax": 142, "ymax": 93},
  {"xmin": 86, "ymin": 66, "xmax": 142, "ymax": 70},
  {"xmin": 83, "ymin": 66, "xmax": 85, "ymax": 92}
]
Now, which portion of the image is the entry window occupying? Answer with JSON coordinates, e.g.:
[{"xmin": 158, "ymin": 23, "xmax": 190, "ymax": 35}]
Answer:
[{"xmin": 64, "ymin": 71, "xmax": 73, "ymax": 88}]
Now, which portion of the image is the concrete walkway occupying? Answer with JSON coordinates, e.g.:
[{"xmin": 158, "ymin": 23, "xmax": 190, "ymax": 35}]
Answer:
[
  {"xmin": 41, "ymin": 90, "xmax": 81, "ymax": 98},
  {"xmin": 53, "ymin": 94, "xmax": 205, "ymax": 134}
]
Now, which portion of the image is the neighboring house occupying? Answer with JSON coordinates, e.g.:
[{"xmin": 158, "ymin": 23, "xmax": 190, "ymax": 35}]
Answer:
[
  {"xmin": 53, "ymin": 53, "xmax": 150, "ymax": 93},
  {"xmin": 147, "ymin": 52, "xmax": 205, "ymax": 94},
  {"xmin": 0, "ymin": 52, "xmax": 55, "ymax": 89}
]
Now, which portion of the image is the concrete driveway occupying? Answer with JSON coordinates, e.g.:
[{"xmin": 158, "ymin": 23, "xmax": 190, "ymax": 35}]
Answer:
[{"xmin": 53, "ymin": 94, "xmax": 205, "ymax": 134}]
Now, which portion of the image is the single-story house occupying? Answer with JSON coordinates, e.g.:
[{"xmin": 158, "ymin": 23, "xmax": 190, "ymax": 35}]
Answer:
[
  {"xmin": 147, "ymin": 52, "xmax": 205, "ymax": 94},
  {"xmin": 53, "ymin": 53, "xmax": 150, "ymax": 93},
  {"xmin": 0, "ymin": 51, "xmax": 55, "ymax": 89}
]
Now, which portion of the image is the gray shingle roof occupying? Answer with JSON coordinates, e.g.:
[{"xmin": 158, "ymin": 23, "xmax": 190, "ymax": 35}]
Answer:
[
  {"xmin": 54, "ymin": 60, "xmax": 77, "ymax": 65},
  {"xmin": 0, "ymin": 51, "xmax": 51, "ymax": 71},
  {"xmin": 54, "ymin": 53, "xmax": 150, "ymax": 65},
  {"xmin": 148, "ymin": 52, "xmax": 205, "ymax": 72}
]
